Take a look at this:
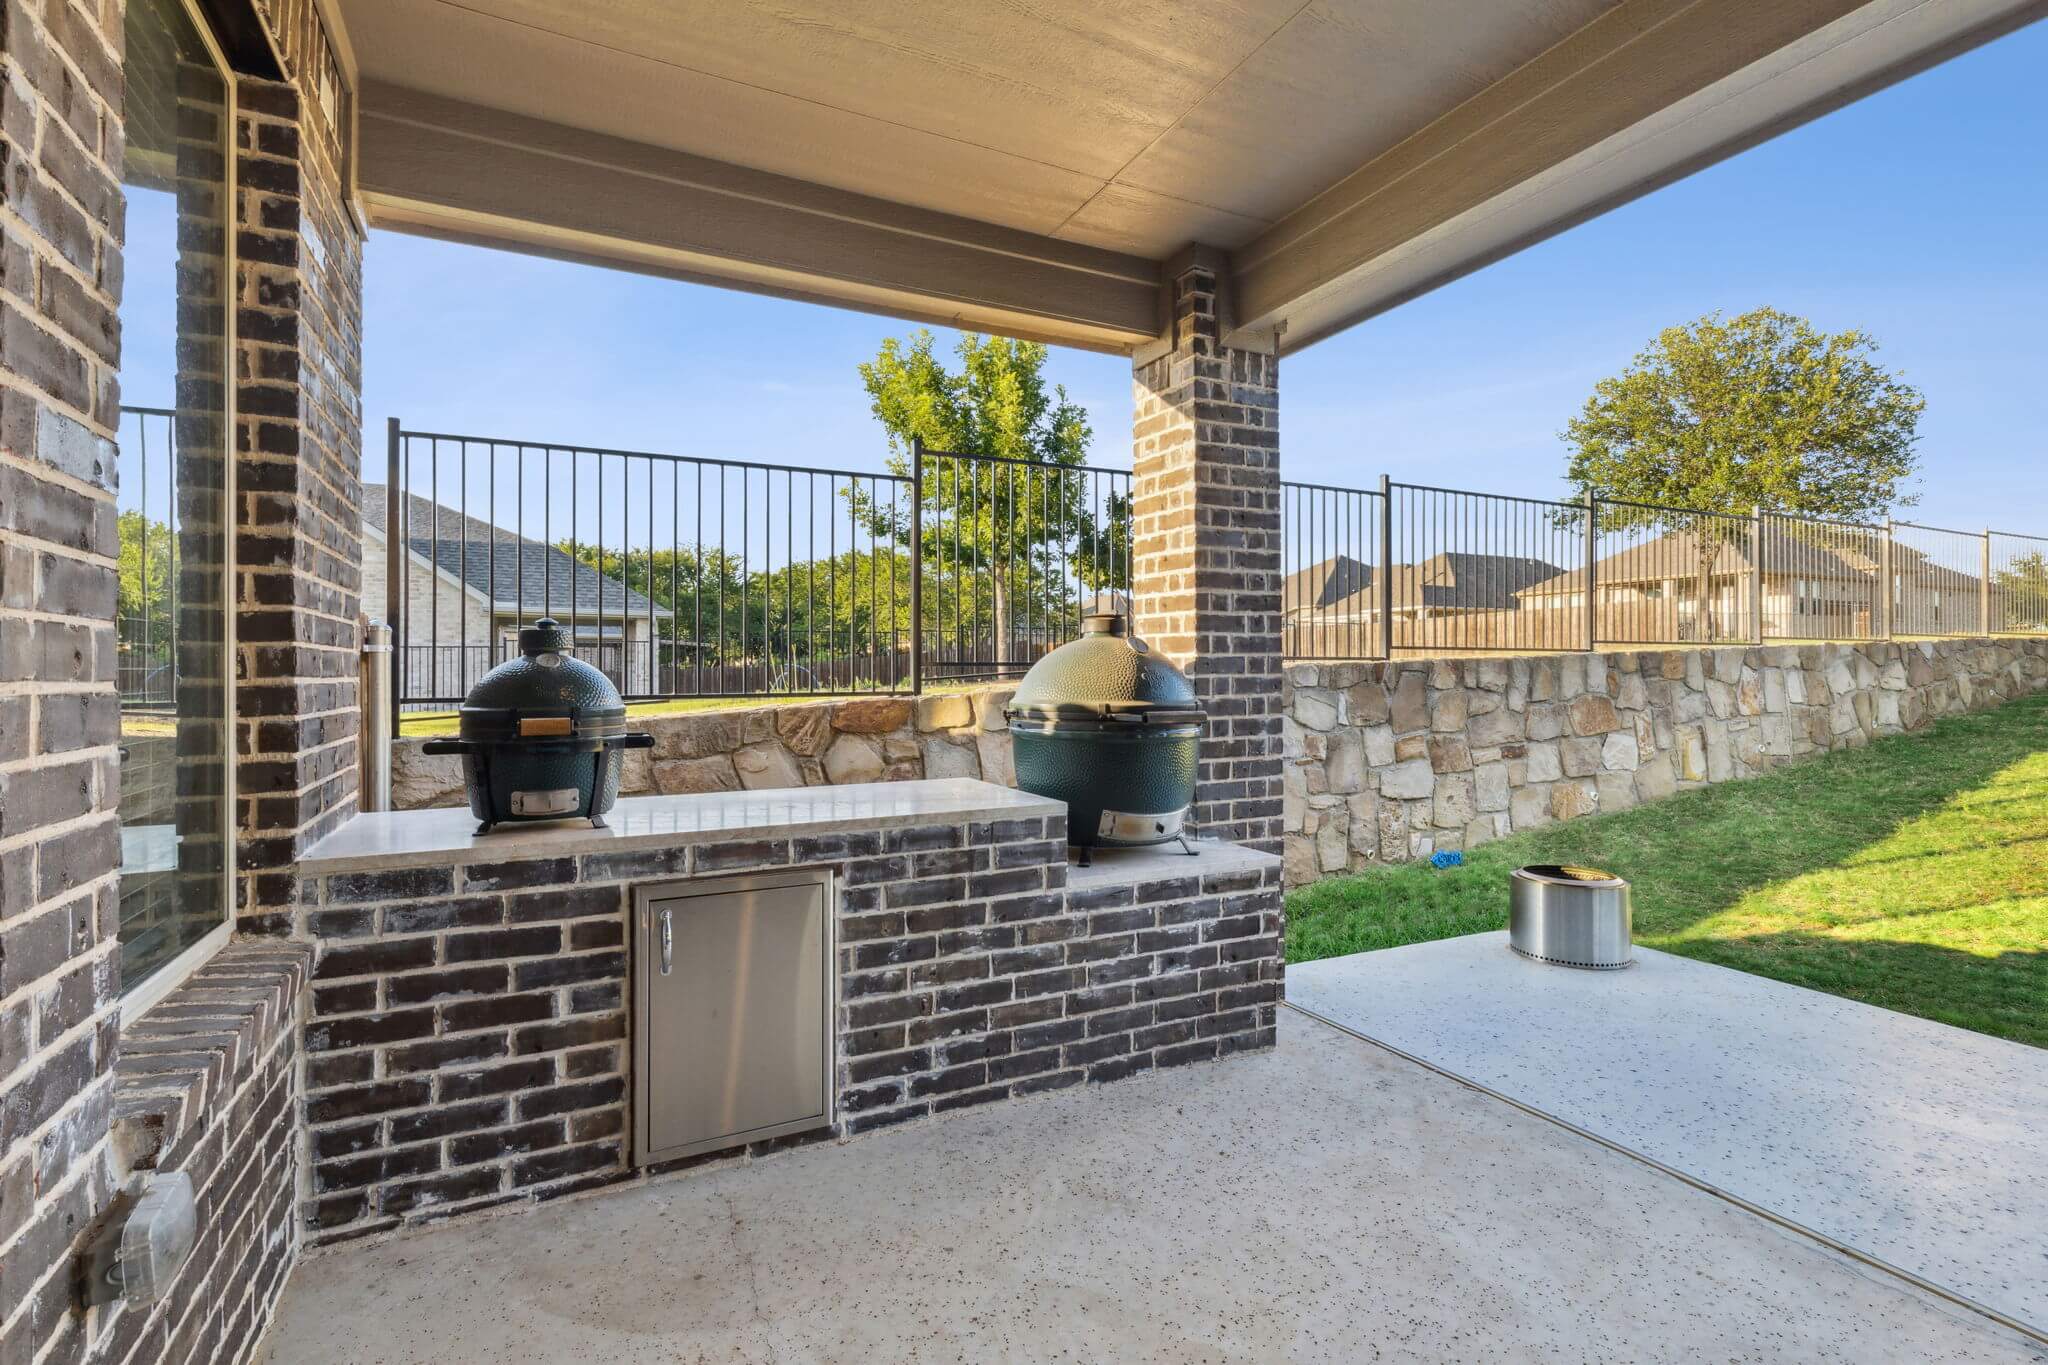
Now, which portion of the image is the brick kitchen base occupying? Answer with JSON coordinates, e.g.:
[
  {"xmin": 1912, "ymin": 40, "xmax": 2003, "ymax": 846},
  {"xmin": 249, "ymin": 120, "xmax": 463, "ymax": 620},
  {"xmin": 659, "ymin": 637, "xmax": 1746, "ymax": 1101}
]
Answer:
[{"xmin": 290, "ymin": 782, "xmax": 1283, "ymax": 1246}]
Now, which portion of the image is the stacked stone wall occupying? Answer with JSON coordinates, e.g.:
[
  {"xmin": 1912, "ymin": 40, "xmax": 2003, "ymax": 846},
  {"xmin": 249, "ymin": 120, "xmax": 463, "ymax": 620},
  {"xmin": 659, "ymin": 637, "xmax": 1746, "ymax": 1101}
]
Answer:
[
  {"xmin": 1284, "ymin": 638, "xmax": 2048, "ymax": 881},
  {"xmin": 390, "ymin": 688, "xmax": 1023, "ymax": 810}
]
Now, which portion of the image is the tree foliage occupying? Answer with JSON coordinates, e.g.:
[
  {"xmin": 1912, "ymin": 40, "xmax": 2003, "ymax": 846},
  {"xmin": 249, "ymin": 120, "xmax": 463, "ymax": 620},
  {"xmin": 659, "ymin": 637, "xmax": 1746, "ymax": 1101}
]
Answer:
[
  {"xmin": 118, "ymin": 509, "xmax": 176, "ymax": 646},
  {"xmin": 854, "ymin": 330, "xmax": 1123, "ymax": 661},
  {"xmin": 1563, "ymin": 307, "xmax": 1924, "ymax": 518},
  {"xmin": 1994, "ymin": 550, "xmax": 2048, "ymax": 629},
  {"xmin": 1563, "ymin": 307, "xmax": 1925, "ymax": 638}
]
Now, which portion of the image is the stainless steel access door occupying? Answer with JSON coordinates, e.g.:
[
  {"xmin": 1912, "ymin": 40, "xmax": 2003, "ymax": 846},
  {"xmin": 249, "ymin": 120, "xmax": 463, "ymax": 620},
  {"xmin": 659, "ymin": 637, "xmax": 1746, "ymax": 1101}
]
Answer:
[{"xmin": 633, "ymin": 870, "xmax": 835, "ymax": 1164}]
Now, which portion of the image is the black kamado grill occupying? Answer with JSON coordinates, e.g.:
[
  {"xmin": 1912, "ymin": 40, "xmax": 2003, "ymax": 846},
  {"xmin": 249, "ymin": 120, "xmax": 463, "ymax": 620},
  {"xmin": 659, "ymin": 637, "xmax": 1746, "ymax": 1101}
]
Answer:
[
  {"xmin": 1005, "ymin": 614, "xmax": 1204, "ymax": 862},
  {"xmin": 422, "ymin": 618, "xmax": 654, "ymax": 834}
]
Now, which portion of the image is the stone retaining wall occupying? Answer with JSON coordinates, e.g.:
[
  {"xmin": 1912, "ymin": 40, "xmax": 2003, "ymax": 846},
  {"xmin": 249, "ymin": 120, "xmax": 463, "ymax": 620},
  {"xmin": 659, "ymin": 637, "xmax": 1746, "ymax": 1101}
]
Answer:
[
  {"xmin": 1283, "ymin": 638, "xmax": 2048, "ymax": 883},
  {"xmin": 391, "ymin": 689, "xmax": 1021, "ymax": 810}
]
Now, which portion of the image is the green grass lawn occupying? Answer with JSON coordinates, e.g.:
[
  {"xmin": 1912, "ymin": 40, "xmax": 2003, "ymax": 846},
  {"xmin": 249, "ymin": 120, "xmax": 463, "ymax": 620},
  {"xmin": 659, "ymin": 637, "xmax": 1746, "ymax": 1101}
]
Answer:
[{"xmin": 1287, "ymin": 691, "xmax": 2048, "ymax": 1047}]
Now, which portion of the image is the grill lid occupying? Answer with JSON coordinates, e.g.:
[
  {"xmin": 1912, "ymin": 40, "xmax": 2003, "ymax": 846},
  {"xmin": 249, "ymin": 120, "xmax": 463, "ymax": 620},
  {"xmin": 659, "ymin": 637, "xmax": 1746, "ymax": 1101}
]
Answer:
[
  {"xmin": 456, "ymin": 617, "xmax": 629, "ymax": 742},
  {"xmin": 1005, "ymin": 614, "xmax": 1204, "ymax": 724}
]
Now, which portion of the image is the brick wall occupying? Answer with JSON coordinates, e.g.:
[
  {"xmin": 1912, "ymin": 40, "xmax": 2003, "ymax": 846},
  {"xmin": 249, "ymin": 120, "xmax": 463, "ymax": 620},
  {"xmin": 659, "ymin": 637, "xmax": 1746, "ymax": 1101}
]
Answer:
[
  {"xmin": 95, "ymin": 942, "xmax": 308, "ymax": 1365},
  {"xmin": 1, "ymin": 0, "xmax": 129, "ymax": 1357},
  {"xmin": 1284, "ymin": 637, "xmax": 2048, "ymax": 880},
  {"xmin": 1131, "ymin": 253, "xmax": 1283, "ymax": 851},
  {"xmin": 293, "ymin": 818, "xmax": 1282, "ymax": 1246},
  {"xmin": 4, "ymin": 0, "xmax": 355, "ymax": 1359},
  {"xmin": 232, "ymin": 15, "xmax": 364, "ymax": 925}
]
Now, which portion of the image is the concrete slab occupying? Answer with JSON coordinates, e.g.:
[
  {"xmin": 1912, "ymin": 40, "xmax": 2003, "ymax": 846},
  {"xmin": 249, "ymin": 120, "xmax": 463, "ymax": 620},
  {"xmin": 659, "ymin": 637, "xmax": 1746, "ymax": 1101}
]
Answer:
[
  {"xmin": 1287, "ymin": 932, "xmax": 2048, "ymax": 1337},
  {"xmin": 260, "ymin": 1013, "xmax": 2041, "ymax": 1364}
]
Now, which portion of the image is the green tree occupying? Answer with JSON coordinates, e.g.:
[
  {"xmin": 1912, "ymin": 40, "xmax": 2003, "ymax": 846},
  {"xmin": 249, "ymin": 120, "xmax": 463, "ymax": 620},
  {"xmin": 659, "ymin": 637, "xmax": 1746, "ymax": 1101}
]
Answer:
[
  {"xmin": 855, "ymin": 330, "xmax": 1120, "ymax": 665},
  {"xmin": 1563, "ymin": 307, "xmax": 1924, "ymax": 639},
  {"xmin": 1993, "ymin": 549, "xmax": 2048, "ymax": 630},
  {"xmin": 118, "ymin": 510, "xmax": 177, "ymax": 691}
]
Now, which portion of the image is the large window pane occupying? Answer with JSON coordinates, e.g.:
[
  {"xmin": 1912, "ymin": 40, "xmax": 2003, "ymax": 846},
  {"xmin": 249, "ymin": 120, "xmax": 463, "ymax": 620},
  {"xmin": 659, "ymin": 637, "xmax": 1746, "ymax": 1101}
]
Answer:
[{"xmin": 117, "ymin": 0, "xmax": 231, "ymax": 995}]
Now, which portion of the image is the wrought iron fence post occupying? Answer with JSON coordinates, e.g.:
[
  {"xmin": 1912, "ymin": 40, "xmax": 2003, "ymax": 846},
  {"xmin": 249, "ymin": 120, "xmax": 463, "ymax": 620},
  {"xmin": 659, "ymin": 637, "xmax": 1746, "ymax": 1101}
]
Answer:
[
  {"xmin": 1377, "ymin": 474, "xmax": 1393, "ymax": 660},
  {"xmin": 1981, "ymin": 527, "xmax": 1993, "ymax": 635},
  {"xmin": 909, "ymin": 437, "xmax": 924, "ymax": 694},
  {"xmin": 386, "ymin": 417, "xmax": 403, "ymax": 736},
  {"xmin": 1583, "ymin": 490, "xmax": 1597, "ymax": 653},
  {"xmin": 1750, "ymin": 506, "xmax": 1764, "ymax": 644},
  {"xmin": 1880, "ymin": 517, "xmax": 1894, "ymax": 640}
]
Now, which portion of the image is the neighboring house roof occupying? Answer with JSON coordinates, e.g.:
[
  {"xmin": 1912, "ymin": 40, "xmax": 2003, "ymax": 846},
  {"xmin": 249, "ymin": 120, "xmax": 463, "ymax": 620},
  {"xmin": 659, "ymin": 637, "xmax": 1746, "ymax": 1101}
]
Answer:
[
  {"xmin": 363, "ymin": 484, "xmax": 671, "ymax": 621},
  {"xmin": 1283, "ymin": 555, "xmax": 1375, "ymax": 611},
  {"xmin": 1518, "ymin": 524, "xmax": 1979, "ymax": 599},
  {"xmin": 1286, "ymin": 552, "xmax": 1564, "ymax": 617}
]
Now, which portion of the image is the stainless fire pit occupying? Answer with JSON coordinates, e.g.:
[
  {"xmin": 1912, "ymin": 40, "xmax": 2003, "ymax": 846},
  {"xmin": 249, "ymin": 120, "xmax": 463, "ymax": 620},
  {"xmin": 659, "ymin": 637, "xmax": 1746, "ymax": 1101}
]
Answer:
[{"xmin": 1508, "ymin": 865, "xmax": 1632, "ymax": 969}]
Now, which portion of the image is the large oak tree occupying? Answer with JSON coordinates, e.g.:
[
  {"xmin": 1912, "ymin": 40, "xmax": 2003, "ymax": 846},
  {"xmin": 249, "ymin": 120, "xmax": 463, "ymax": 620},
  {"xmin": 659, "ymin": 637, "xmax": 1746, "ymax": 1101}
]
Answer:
[{"xmin": 1564, "ymin": 307, "xmax": 1924, "ymax": 637}]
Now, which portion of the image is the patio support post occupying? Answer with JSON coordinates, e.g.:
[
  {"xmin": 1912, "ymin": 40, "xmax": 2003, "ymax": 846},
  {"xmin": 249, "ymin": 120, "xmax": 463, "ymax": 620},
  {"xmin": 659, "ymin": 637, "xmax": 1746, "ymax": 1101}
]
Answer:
[{"xmin": 1131, "ymin": 247, "xmax": 1284, "ymax": 851}]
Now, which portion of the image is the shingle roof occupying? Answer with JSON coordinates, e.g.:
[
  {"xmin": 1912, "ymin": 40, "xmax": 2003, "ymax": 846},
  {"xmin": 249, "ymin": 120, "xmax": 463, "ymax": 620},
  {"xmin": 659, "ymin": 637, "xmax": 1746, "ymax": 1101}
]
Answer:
[
  {"xmin": 1285, "ymin": 552, "xmax": 1564, "ymax": 617},
  {"xmin": 1283, "ymin": 555, "xmax": 1375, "ymax": 610},
  {"xmin": 363, "ymin": 484, "xmax": 670, "ymax": 621}
]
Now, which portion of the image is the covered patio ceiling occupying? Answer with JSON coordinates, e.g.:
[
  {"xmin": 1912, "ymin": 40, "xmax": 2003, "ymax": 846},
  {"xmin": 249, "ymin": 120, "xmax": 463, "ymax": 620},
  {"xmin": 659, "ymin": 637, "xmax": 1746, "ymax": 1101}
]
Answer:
[{"xmin": 336, "ymin": 0, "xmax": 2046, "ymax": 354}]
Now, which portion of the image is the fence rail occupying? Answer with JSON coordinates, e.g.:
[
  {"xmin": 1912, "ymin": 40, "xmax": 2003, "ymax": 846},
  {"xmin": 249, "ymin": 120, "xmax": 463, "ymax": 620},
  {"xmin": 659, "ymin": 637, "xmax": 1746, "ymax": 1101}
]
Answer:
[
  {"xmin": 381, "ymin": 419, "xmax": 2045, "ymax": 717},
  {"xmin": 385, "ymin": 423, "xmax": 1131, "ymax": 720},
  {"xmin": 1282, "ymin": 478, "xmax": 2048, "ymax": 661}
]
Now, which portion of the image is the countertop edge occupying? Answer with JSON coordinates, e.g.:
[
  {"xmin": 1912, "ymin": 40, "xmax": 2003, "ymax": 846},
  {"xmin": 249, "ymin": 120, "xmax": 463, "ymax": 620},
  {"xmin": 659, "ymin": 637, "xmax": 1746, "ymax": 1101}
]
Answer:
[{"xmin": 295, "ymin": 779, "xmax": 1068, "ymax": 877}]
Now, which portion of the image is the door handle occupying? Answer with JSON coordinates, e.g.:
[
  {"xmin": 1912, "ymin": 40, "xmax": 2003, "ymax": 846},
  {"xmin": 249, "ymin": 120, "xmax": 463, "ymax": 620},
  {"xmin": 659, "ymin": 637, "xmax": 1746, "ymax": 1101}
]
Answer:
[{"xmin": 658, "ymin": 908, "xmax": 673, "ymax": 976}]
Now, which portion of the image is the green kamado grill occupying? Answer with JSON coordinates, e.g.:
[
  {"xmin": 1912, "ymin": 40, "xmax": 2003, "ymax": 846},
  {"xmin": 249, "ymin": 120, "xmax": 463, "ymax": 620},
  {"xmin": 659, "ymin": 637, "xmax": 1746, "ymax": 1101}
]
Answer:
[
  {"xmin": 422, "ymin": 618, "xmax": 654, "ymax": 834},
  {"xmin": 1005, "ymin": 613, "xmax": 1204, "ymax": 862}
]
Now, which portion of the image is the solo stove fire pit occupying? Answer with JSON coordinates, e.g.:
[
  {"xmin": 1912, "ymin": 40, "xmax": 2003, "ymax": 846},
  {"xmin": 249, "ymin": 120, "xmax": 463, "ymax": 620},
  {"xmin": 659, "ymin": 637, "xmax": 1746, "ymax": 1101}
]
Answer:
[{"xmin": 1508, "ymin": 865, "xmax": 1633, "ymax": 969}]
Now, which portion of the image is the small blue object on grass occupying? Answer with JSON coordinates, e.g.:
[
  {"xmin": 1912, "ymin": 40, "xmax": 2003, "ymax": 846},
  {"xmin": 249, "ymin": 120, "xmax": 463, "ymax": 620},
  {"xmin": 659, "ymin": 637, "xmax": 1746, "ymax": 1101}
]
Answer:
[{"xmin": 1430, "ymin": 850, "xmax": 1464, "ymax": 869}]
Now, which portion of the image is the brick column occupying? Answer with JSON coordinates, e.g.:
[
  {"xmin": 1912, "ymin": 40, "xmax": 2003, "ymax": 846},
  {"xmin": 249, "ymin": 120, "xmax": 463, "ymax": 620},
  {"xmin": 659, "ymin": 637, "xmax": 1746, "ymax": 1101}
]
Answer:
[
  {"xmin": 0, "ymin": 2, "xmax": 126, "ymax": 1360},
  {"xmin": 231, "ymin": 57, "xmax": 365, "ymax": 927},
  {"xmin": 1131, "ymin": 251, "xmax": 1283, "ymax": 851}
]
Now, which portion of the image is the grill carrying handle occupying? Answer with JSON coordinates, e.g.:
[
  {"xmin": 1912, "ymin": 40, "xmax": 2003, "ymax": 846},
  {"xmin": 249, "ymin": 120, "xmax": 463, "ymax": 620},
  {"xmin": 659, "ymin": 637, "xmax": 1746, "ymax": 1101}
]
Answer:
[{"xmin": 420, "ymin": 739, "xmax": 473, "ymax": 756}]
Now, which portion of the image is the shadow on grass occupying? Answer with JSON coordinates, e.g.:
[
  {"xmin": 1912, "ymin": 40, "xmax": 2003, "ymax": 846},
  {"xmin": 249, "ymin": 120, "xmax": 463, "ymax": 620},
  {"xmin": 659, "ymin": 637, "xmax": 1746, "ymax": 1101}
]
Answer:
[{"xmin": 1286, "ymin": 691, "xmax": 2048, "ymax": 1045}]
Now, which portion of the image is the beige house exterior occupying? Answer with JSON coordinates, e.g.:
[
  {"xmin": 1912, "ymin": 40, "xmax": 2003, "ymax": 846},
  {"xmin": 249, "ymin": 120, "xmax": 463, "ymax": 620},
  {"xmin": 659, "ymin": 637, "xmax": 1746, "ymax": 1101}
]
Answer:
[
  {"xmin": 362, "ymin": 485, "xmax": 668, "ymax": 701},
  {"xmin": 1517, "ymin": 526, "xmax": 1983, "ymax": 640}
]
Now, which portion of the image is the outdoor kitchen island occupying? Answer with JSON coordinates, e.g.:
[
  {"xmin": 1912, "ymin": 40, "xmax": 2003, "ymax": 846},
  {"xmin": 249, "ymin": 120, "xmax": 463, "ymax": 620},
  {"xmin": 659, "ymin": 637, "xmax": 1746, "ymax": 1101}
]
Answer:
[{"xmin": 289, "ymin": 778, "xmax": 1282, "ymax": 1246}]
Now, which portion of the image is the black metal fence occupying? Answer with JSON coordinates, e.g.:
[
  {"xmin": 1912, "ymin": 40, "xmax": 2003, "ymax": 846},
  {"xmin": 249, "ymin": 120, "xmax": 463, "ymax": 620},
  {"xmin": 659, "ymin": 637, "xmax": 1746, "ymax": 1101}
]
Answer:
[
  {"xmin": 383, "ymin": 421, "xmax": 2043, "ymax": 709},
  {"xmin": 1283, "ymin": 476, "xmax": 2048, "ymax": 660},
  {"xmin": 117, "ymin": 407, "xmax": 181, "ymax": 707},
  {"xmin": 385, "ymin": 423, "xmax": 1132, "ymax": 718}
]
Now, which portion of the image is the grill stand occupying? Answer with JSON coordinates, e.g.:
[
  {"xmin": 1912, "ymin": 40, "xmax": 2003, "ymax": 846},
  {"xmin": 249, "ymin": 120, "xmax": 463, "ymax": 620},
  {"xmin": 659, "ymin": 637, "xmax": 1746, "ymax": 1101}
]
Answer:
[{"xmin": 1075, "ymin": 832, "xmax": 1198, "ymax": 867}]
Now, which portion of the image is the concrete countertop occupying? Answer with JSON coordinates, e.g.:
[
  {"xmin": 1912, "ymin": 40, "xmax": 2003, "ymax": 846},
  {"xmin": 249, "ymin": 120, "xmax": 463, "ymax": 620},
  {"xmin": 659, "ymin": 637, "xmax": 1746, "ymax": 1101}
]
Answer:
[
  {"xmin": 297, "ymin": 778, "xmax": 1065, "ymax": 876},
  {"xmin": 1062, "ymin": 839, "xmax": 1280, "ymax": 891}
]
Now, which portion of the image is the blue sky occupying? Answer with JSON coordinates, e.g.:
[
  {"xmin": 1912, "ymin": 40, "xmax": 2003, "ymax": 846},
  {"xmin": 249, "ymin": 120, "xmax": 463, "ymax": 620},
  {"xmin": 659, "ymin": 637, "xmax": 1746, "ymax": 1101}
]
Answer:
[{"xmin": 137, "ymin": 16, "xmax": 2048, "ymax": 536}]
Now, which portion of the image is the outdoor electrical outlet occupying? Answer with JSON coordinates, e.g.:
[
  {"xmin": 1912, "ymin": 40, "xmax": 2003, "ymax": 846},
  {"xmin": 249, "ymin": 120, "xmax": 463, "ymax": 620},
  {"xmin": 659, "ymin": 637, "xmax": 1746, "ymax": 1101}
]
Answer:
[{"xmin": 78, "ymin": 1172, "xmax": 198, "ymax": 1309}]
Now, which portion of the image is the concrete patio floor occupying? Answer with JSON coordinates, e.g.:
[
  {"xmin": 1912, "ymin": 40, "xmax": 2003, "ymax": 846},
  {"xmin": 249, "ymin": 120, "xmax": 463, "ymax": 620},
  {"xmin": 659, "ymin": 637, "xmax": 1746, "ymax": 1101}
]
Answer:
[
  {"xmin": 260, "ymin": 1011, "xmax": 2042, "ymax": 1364},
  {"xmin": 1288, "ymin": 932, "xmax": 2048, "ymax": 1338}
]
